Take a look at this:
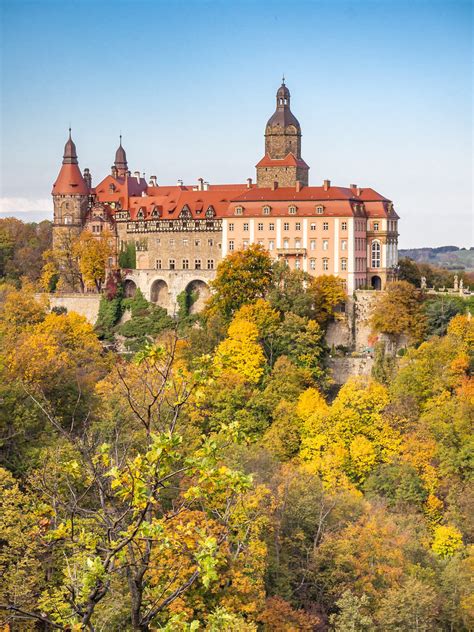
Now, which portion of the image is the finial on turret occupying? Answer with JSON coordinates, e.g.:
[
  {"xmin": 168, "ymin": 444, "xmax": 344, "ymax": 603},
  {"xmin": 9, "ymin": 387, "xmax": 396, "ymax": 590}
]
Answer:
[{"xmin": 282, "ymin": 74, "xmax": 285, "ymax": 85}]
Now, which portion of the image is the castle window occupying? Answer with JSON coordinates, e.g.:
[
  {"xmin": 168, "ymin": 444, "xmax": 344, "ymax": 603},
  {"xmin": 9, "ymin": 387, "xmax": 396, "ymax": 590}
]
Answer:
[
  {"xmin": 341, "ymin": 240, "xmax": 347, "ymax": 251},
  {"xmin": 295, "ymin": 222, "xmax": 301, "ymax": 231},
  {"xmin": 288, "ymin": 205, "xmax": 297, "ymax": 215},
  {"xmin": 180, "ymin": 206, "xmax": 192, "ymax": 219},
  {"xmin": 169, "ymin": 238, "xmax": 175, "ymax": 246},
  {"xmin": 310, "ymin": 222, "xmax": 316, "ymax": 231},
  {"xmin": 206, "ymin": 206, "xmax": 215, "ymax": 218},
  {"xmin": 156, "ymin": 259, "xmax": 162, "ymax": 269},
  {"xmin": 152, "ymin": 207, "xmax": 160, "ymax": 218},
  {"xmin": 229, "ymin": 240, "xmax": 235, "ymax": 251},
  {"xmin": 183, "ymin": 238, "xmax": 188, "ymax": 247},
  {"xmin": 323, "ymin": 258, "xmax": 329, "ymax": 271},
  {"xmin": 207, "ymin": 259, "xmax": 214, "ymax": 270},
  {"xmin": 208, "ymin": 238, "xmax": 214, "ymax": 246},
  {"xmin": 323, "ymin": 222, "xmax": 329, "ymax": 231},
  {"xmin": 243, "ymin": 222, "xmax": 249, "ymax": 231},
  {"xmin": 182, "ymin": 259, "xmax": 189, "ymax": 270},
  {"xmin": 295, "ymin": 259, "xmax": 301, "ymax": 270},
  {"xmin": 109, "ymin": 184, "xmax": 116, "ymax": 193},
  {"xmin": 310, "ymin": 258, "xmax": 316, "ymax": 270},
  {"xmin": 269, "ymin": 222, "xmax": 275, "ymax": 231},
  {"xmin": 341, "ymin": 258, "xmax": 347, "ymax": 271},
  {"xmin": 195, "ymin": 259, "xmax": 202, "ymax": 270},
  {"xmin": 373, "ymin": 222, "xmax": 379, "ymax": 231},
  {"xmin": 169, "ymin": 259, "xmax": 176, "ymax": 270},
  {"xmin": 229, "ymin": 223, "xmax": 234, "ymax": 231},
  {"xmin": 310, "ymin": 239, "xmax": 316, "ymax": 250},
  {"xmin": 371, "ymin": 240, "xmax": 381, "ymax": 268},
  {"xmin": 316, "ymin": 206, "xmax": 324, "ymax": 214},
  {"xmin": 283, "ymin": 239, "xmax": 289, "ymax": 249},
  {"xmin": 283, "ymin": 222, "xmax": 289, "ymax": 231},
  {"xmin": 268, "ymin": 240, "xmax": 274, "ymax": 251},
  {"xmin": 263, "ymin": 206, "xmax": 271, "ymax": 215},
  {"xmin": 195, "ymin": 239, "xmax": 201, "ymax": 246},
  {"xmin": 235, "ymin": 206, "xmax": 243, "ymax": 215},
  {"xmin": 243, "ymin": 240, "xmax": 249, "ymax": 250},
  {"xmin": 258, "ymin": 222, "xmax": 264, "ymax": 231},
  {"xmin": 341, "ymin": 221, "xmax": 347, "ymax": 230},
  {"xmin": 295, "ymin": 239, "xmax": 301, "ymax": 248},
  {"xmin": 137, "ymin": 209, "xmax": 145, "ymax": 219},
  {"xmin": 64, "ymin": 215, "xmax": 72, "ymax": 225},
  {"xmin": 323, "ymin": 239, "xmax": 329, "ymax": 251}
]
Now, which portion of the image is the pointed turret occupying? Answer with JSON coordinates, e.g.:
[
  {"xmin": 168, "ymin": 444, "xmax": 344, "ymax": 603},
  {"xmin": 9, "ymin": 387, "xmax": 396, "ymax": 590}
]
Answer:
[
  {"xmin": 52, "ymin": 130, "xmax": 89, "ymax": 247},
  {"xmin": 113, "ymin": 135, "xmax": 128, "ymax": 177},
  {"xmin": 256, "ymin": 80, "xmax": 309, "ymax": 188}
]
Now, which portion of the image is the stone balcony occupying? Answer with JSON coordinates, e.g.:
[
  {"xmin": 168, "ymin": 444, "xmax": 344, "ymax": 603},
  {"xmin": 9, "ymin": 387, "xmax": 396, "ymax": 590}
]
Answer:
[{"xmin": 276, "ymin": 248, "xmax": 307, "ymax": 256}]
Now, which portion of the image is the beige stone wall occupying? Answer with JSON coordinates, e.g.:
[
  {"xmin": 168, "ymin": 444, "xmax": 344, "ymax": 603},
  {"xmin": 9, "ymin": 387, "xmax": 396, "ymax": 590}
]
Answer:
[
  {"xmin": 328, "ymin": 356, "xmax": 374, "ymax": 385},
  {"xmin": 265, "ymin": 128, "xmax": 300, "ymax": 159},
  {"xmin": 118, "ymin": 225, "xmax": 222, "ymax": 273},
  {"xmin": 45, "ymin": 294, "xmax": 102, "ymax": 324}
]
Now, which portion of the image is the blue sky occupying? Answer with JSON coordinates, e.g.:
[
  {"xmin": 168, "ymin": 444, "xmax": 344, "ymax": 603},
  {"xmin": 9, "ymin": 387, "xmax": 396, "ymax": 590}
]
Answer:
[{"xmin": 0, "ymin": 0, "xmax": 472, "ymax": 248}]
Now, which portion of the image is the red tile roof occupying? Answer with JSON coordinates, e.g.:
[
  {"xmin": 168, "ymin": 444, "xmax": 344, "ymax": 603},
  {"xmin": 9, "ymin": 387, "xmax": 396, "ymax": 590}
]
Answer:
[
  {"xmin": 256, "ymin": 153, "xmax": 309, "ymax": 169},
  {"xmin": 52, "ymin": 164, "xmax": 89, "ymax": 195}
]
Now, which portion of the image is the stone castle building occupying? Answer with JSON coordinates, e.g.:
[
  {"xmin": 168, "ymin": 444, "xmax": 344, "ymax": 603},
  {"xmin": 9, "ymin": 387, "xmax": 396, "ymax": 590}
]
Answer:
[{"xmin": 52, "ymin": 81, "xmax": 399, "ymax": 309}]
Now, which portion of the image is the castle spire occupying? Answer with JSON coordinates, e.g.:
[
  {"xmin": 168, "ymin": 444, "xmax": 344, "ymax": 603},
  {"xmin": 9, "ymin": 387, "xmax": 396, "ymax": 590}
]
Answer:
[
  {"xmin": 63, "ymin": 128, "xmax": 78, "ymax": 165},
  {"xmin": 114, "ymin": 135, "xmax": 128, "ymax": 177}
]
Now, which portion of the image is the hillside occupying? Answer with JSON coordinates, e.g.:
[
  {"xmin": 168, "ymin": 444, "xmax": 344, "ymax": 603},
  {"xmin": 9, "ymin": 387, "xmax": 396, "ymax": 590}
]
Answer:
[{"xmin": 399, "ymin": 246, "xmax": 474, "ymax": 271}]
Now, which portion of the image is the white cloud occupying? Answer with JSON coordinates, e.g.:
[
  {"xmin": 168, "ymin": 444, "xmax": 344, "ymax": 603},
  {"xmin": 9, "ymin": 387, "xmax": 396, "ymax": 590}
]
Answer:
[{"xmin": 0, "ymin": 197, "xmax": 52, "ymax": 214}]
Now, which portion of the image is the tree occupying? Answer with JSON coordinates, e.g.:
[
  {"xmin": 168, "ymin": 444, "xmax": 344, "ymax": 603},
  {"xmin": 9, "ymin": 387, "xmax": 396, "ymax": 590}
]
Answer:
[
  {"xmin": 309, "ymin": 275, "xmax": 346, "ymax": 327},
  {"xmin": 329, "ymin": 591, "xmax": 376, "ymax": 631},
  {"xmin": 371, "ymin": 280, "xmax": 427, "ymax": 344},
  {"xmin": 214, "ymin": 318, "xmax": 266, "ymax": 384},
  {"xmin": 424, "ymin": 296, "xmax": 467, "ymax": 337},
  {"xmin": 72, "ymin": 229, "xmax": 115, "ymax": 291},
  {"xmin": 207, "ymin": 245, "xmax": 273, "ymax": 319},
  {"xmin": 1, "ymin": 342, "xmax": 254, "ymax": 631},
  {"xmin": 0, "ymin": 217, "xmax": 52, "ymax": 283},
  {"xmin": 375, "ymin": 577, "xmax": 439, "ymax": 631}
]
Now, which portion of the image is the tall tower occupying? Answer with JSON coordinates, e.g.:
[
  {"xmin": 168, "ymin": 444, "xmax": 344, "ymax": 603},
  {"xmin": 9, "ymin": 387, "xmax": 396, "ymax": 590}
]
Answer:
[
  {"xmin": 112, "ymin": 136, "xmax": 128, "ymax": 178},
  {"xmin": 52, "ymin": 130, "xmax": 89, "ymax": 248},
  {"xmin": 256, "ymin": 80, "xmax": 309, "ymax": 188}
]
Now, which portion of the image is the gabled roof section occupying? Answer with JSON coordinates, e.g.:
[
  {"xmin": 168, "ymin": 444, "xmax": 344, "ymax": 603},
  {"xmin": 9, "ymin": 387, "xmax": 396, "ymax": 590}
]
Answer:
[{"xmin": 256, "ymin": 153, "xmax": 309, "ymax": 169}]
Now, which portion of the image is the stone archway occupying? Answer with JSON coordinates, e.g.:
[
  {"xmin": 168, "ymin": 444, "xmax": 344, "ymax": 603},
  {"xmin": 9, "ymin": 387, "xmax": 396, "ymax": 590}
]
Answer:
[
  {"xmin": 371, "ymin": 275, "xmax": 382, "ymax": 291},
  {"xmin": 150, "ymin": 279, "xmax": 169, "ymax": 310},
  {"xmin": 185, "ymin": 280, "xmax": 211, "ymax": 314},
  {"xmin": 124, "ymin": 279, "xmax": 137, "ymax": 298}
]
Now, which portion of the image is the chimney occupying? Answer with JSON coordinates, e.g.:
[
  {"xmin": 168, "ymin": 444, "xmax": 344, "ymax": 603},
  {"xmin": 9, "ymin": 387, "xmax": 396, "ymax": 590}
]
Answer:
[
  {"xmin": 203, "ymin": 181, "xmax": 209, "ymax": 191},
  {"xmin": 295, "ymin": 180, "xmax": 302, "ymax": 192},
  {"xmin": 247, "ymin": 177, "xmax": 253, "ymax": 188},
  {"xmin": 357, "ymin": 187, "xmax": 362, "ymax": 196},
  {"xmin": 149, "ymin": 175, "xmax": 157, "ymax": 187},
  {"xmin": 177, "ymin": 179, "xmax": 183, "ymax": 186},
  {"xmin": 323, "ymin": 179, "xmax": 331, "ymax": 191},
  {"xmin": 350, "ymin": 183, "xmax": 357, "ymax": 190},
  {"xmin": 272, "ymin": 180, "xmax": 278, "ymax": 190},
  {"xmin": 83, "ymin": 168, "xmax": 92, "ymax": 189},
  {"xmin": 134, "ymin": 171, "xmax": 140, "ymax": 183},
  {"xmin": 198, "ymin": 177, "xmax": 204, "ymax": 191}
]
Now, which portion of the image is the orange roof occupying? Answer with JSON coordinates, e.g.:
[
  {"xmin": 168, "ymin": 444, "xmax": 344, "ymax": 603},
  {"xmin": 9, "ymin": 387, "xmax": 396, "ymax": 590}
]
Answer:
[
  {"xmin": 256, "ymin": 153, "xmax": 309, "ymax": 169},
  {"xmin": 52, "ymin": 163, "xmax": 89, "ymax": 195}
]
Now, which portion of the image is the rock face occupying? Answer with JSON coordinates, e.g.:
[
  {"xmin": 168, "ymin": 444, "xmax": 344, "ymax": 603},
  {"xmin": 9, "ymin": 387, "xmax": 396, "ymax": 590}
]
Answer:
[{"xmin": 327, "ymin": 356, "xmax": 374, "ymax": 385}]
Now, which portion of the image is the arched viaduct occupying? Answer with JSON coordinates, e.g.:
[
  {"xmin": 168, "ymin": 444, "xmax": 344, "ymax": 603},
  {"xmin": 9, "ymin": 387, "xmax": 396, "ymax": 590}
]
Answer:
[{"xmin": 123, "ymin": 269, "xmax": 214, "ymax": 315}]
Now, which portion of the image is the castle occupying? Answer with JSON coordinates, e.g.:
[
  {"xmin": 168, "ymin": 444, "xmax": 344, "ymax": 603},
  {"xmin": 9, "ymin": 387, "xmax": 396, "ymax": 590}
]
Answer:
[{"xmin": 52, "ymin": 81, "xmax": 399, "ymax": 310}]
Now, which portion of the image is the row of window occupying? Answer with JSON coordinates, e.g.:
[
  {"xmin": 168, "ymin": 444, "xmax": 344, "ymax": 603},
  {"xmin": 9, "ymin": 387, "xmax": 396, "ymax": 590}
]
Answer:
[
  {"xmin": 156, "ymin": 259, "xmax": 215, "ymax": 271},
  {"xmin": 234, "ymin": 205, "xmax": 327, "ymax": 216},
  {"xmin": 229, "ymin": 238, "xmax": 348, "ymax": 251},
  {"xmin": 156, "ymin": 238, "xmax": 217, "ymax": 247},
  {"xmin": 355, "ymin": 237, "xmax": 366, "ymax": 251},
  {"xmin": 229, "ymin": 221, "xmax": 348, "ymax": 232}
]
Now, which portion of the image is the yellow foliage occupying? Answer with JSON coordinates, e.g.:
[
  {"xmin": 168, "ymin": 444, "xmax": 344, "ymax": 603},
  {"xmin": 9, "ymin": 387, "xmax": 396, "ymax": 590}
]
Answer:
[
  {"xmin": 432, "ymin": 524, "xmax": 463, "ymax": 558},
  {"xmin": 234, "ymin": 299, "xmax": 280, "ymax": 339},
  {"xmin": 214, "ymin": 318, "xmax": 265, "ymax": 384}
]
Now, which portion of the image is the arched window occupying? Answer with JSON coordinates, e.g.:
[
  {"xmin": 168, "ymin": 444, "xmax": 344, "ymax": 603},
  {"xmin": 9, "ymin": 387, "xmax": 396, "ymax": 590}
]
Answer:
[
  {"xmin": 371, "ymin": 240, "xmax": 381, "ymax": 268},
  {"xmin": 205, "ymin": 206, "xmax": 215, "ymax": 218},
  {"xmin": 262, "ymin": 205, "xmax": 271, "ymax": 215},
  {"xmin": 288, "ymin": 205, "xmax": 297, "ymax": 215},
  {"xmin": 179, "ymin": 206, "xmax": 192, "ymax": 219}
]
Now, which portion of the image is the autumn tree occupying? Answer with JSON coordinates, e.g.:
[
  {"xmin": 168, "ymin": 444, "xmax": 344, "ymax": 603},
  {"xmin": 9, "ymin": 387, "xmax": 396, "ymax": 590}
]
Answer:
[
  {"xmin": 370, "ymin": 280, "xmax": 427, "ymax": 344},
  {"xmin": 207, "ymin": 244, "xmax": 273, "ymax": 319},
  {"xmin": 72, "ymin": 229, "xmax": 115, "ymax": 291}
]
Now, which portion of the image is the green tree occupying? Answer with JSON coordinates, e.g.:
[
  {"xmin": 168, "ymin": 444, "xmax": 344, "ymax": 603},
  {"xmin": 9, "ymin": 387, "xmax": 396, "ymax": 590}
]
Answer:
[
  {"xmin": 207, "ymin": 245, "xmax": 273, "ymax": 319},
  {"xmin": 329, "ymin": 591, "xmax": 376, "ymax": 632}
]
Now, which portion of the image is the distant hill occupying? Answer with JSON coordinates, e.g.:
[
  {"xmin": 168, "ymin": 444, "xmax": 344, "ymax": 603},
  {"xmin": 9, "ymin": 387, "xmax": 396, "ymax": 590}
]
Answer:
[{"xmin": 399, "ymin": 246, "xmax": 474, "ymax": 271}]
